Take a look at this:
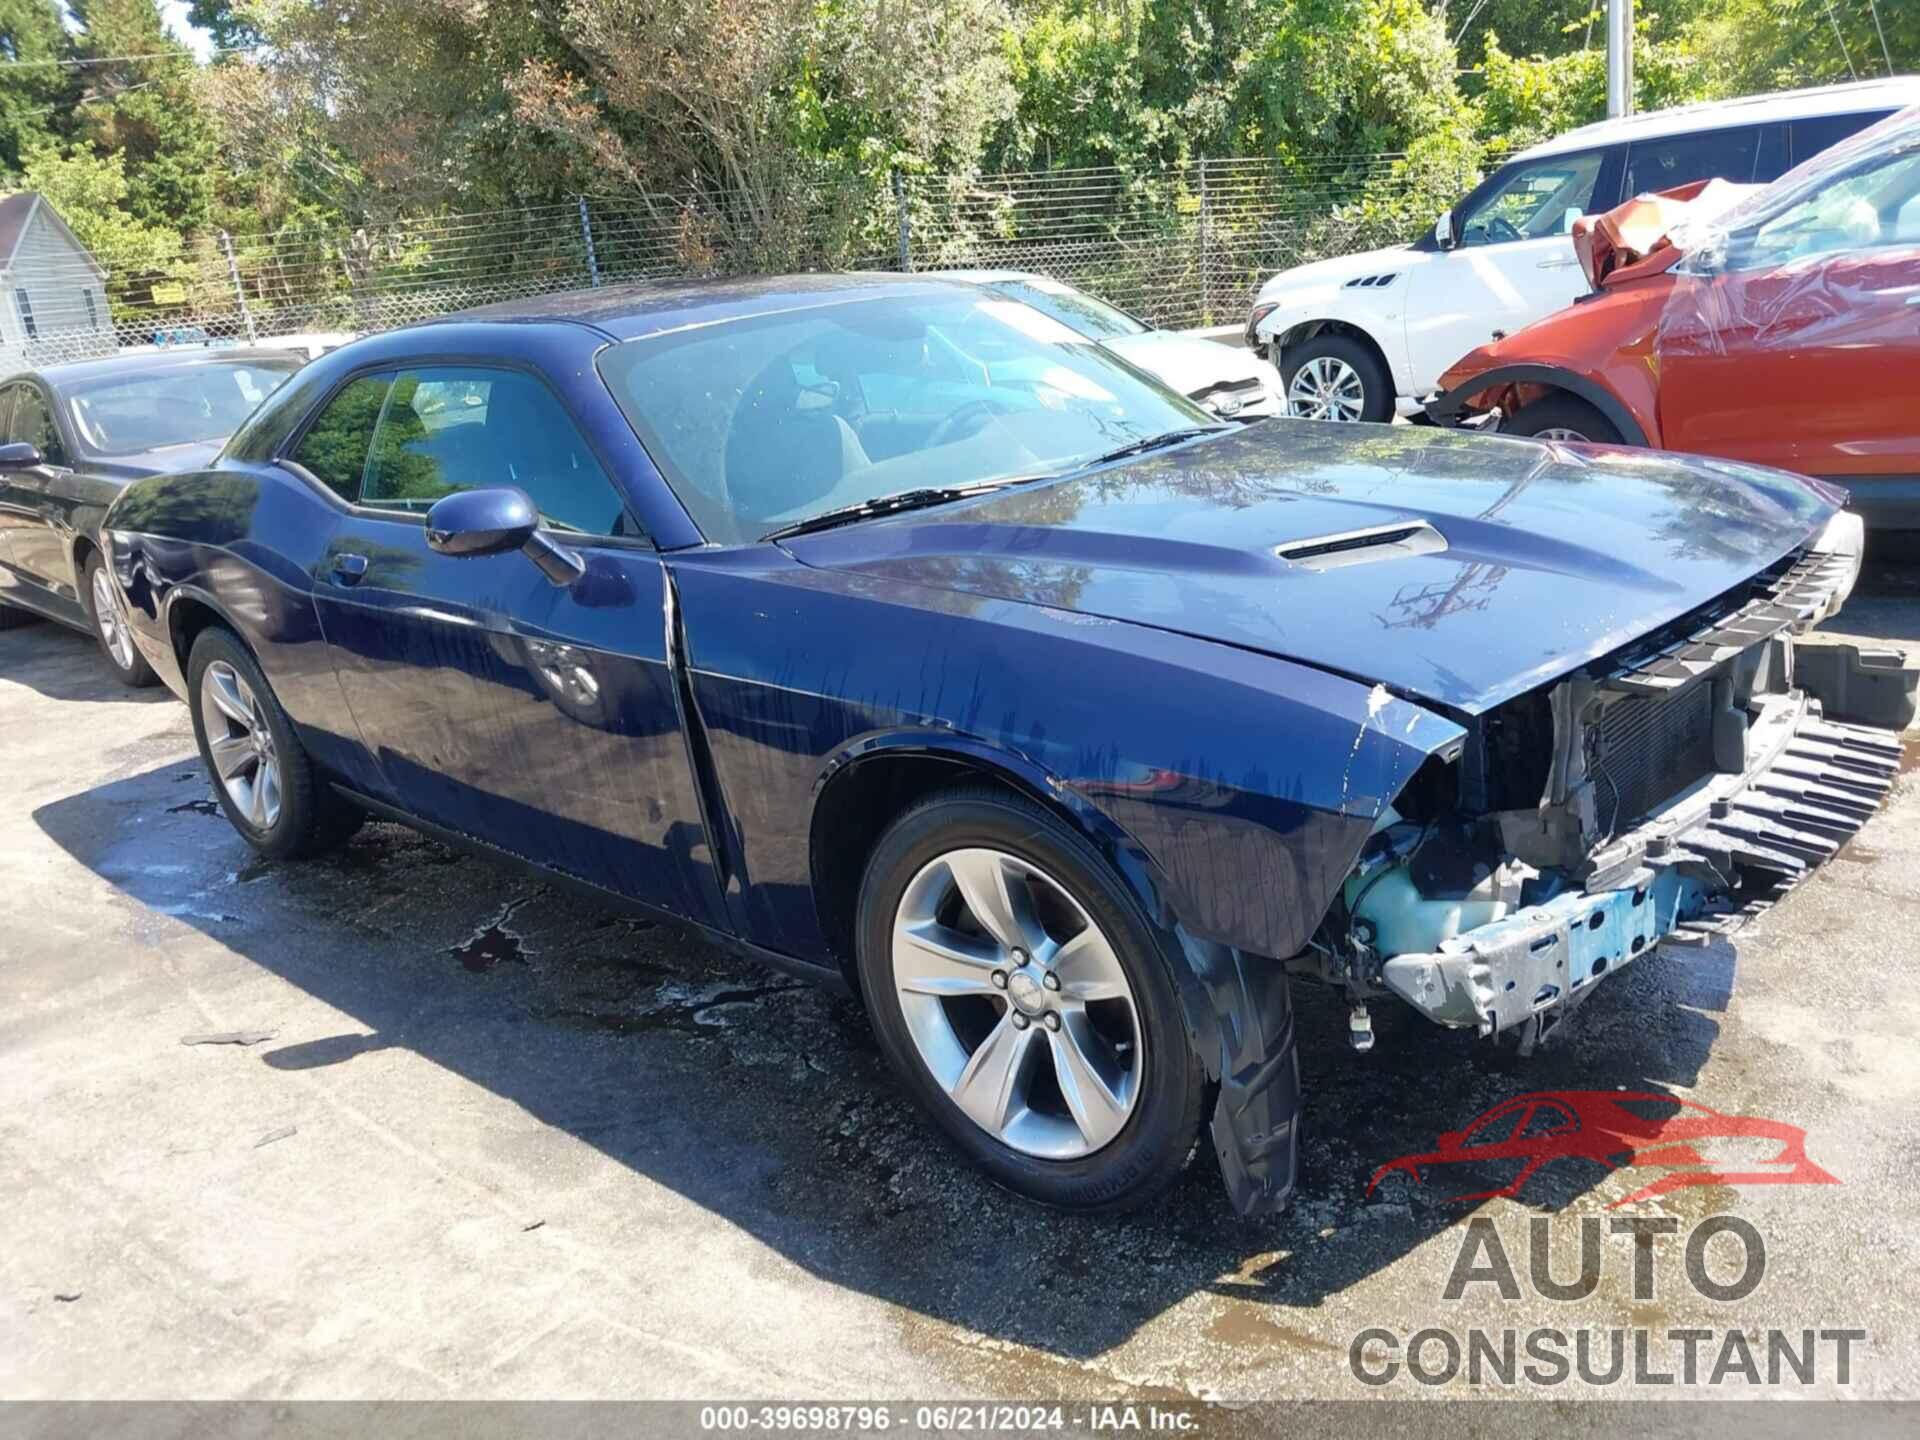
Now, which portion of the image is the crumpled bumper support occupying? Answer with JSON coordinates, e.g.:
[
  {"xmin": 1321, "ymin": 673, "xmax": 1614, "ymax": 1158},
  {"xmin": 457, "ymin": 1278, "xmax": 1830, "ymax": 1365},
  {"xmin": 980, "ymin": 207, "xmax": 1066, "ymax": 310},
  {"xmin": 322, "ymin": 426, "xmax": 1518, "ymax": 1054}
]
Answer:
[{"xmin": 1380, "ymin": 693, "xmax": 1903, "ymax": 1037}]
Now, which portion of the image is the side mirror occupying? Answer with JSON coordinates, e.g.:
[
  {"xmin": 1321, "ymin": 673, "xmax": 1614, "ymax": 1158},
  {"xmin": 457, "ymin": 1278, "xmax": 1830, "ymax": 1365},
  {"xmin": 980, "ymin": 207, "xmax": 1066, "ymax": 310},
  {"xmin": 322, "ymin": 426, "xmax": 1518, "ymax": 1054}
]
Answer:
[
  {"xmin": 425, "ymin": 486, "xmax": 584, "ymax": 586},
  {"xmin": 0, "ymin": 441, "xmax": 44, "ymax": 471},
  {"xmin": 1434, "ymin": 211, "xmax": 1455, "ymax": 250}
]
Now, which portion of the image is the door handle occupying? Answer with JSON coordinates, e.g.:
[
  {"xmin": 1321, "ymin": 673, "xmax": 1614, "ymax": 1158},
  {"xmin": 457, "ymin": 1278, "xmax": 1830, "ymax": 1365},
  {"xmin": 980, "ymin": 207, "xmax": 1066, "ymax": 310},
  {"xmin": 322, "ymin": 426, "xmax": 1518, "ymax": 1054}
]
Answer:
[{"xmin": 331, "ymin": 553, "xmax": 370, "ymax": 585}]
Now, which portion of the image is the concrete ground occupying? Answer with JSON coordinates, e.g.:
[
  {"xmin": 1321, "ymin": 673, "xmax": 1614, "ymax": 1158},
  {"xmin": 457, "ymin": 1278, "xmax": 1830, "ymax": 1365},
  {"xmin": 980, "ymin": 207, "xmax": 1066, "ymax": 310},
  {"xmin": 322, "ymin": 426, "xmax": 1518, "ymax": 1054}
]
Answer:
[{"xmin": 3, "ymin": 553, "xmax": 1919, "ymax": 1407}]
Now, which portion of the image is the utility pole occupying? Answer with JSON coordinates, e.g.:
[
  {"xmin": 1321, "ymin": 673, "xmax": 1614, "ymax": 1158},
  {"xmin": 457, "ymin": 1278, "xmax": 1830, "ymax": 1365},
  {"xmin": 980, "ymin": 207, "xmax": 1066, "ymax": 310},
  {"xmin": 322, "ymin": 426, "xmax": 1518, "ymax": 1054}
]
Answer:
[
  {"xmin": 1606, "ymin": 0, "xmax": 1634, "ymax": 118},
  {"xmin": 578, "ymin": 197, "xmax": 601, "ymax": 287},
  {"xmin": 219, "ymin": 231, "xmax": 256, "ymax": 344}
]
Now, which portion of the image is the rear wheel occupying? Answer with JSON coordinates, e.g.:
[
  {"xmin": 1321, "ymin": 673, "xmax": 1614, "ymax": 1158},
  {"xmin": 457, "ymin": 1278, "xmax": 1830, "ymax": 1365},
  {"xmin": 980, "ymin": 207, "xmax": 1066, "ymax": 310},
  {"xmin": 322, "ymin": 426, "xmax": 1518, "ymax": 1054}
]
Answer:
[
  {"xmin": 187, "ymin": 626, "xmax": 363, "ymax": 859},
  {"xmin": 855, "ymin": 786, "xmax": 1206, "ymax": 1213},
  {"xmin": 1505, "ymin": 393, "xmax": 1624, "ymax": 444},
  {"xmin": 82, "ymin": 552, "xmax": 157, "ymax": 687},
  {"xmin": 1282, "ymin": 334, "xmax": 1394, "ymax": 424}
]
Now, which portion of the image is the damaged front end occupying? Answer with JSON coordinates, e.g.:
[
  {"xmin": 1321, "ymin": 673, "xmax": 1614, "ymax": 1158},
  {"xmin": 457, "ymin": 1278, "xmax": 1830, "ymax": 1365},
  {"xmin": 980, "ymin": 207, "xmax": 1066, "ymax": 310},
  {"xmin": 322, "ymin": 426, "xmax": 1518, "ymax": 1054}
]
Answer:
[{"xmin": 1294, "ymin": 512, "xmax": 1914, "ymax": 1052}]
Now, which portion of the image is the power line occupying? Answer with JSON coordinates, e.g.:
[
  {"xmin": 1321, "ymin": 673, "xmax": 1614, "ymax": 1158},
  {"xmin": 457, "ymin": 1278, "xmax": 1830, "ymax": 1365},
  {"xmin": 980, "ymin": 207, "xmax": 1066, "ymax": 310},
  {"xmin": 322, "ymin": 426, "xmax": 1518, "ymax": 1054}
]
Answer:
[
  {"xmin": 1866, "ymin": 0, "xmax": 1895, "ymax": 76},
  {"xmin": 0, "ymin": 45, "xmax": 265, "ymax": 72}
]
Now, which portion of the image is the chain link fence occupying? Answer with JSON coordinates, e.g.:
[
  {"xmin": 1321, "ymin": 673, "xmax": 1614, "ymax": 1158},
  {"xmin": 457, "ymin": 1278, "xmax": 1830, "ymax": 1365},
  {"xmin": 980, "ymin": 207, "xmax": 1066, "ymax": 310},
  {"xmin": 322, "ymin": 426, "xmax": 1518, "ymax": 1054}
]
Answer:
[{"xmin": 12, "ymin": 155, "xmax": 1451, "ymax": 367}]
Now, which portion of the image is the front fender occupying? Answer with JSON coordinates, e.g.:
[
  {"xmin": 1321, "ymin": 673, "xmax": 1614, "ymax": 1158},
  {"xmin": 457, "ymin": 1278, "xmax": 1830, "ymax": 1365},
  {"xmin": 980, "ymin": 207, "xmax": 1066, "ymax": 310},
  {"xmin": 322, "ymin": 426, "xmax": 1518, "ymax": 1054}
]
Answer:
[
  {"xmin": 1426, "ymin": 361, "xmax": 1655, "ymax": 447},
  {"xmin": 811, "ymin": 728, "xmax": 1311, "ymax": 1215}
]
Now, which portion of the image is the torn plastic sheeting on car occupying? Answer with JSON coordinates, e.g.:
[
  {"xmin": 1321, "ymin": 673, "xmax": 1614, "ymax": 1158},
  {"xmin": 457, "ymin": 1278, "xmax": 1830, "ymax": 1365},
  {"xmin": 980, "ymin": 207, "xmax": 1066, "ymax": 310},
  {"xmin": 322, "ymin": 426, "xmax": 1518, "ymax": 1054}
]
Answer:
[
  {"xmin": 1381, "ymin": 686, "xmax": 1902, "ymax": 1038},
  {"xmin": 1652, "ymin": 107, "xmax": 1920, "ymax": 359},
  {"xmin": 1572, "ymin": 176, "xmax": 1760, "ymax": 289}
]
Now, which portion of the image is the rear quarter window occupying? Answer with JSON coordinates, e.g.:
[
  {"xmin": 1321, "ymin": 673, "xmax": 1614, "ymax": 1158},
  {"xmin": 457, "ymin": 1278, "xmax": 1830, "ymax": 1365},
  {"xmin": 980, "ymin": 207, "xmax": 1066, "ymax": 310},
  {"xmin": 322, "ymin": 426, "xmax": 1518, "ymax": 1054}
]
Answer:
[
  {"xmin": 1625, "ymin": 126, "xmax": 1761, "ymax": 195},
  {"xmin": 1791, "ymin": 111, "xmax": 1895, "ymax": 167}
]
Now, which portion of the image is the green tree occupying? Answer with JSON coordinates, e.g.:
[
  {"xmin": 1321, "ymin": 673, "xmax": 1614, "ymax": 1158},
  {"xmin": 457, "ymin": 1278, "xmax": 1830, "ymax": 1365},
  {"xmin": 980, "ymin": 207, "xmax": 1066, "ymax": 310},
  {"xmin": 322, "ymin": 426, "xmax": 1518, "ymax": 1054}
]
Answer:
[
  {"xmin": 185, "ymin": 0, "xmax": 262, "ymax": 52},
  {"xmin": 68, "ymin": 0, "xmax": 221, "ymax": 233},
  {"xmin": 20, "ymin": 143, "xmax": 184, "ymax": 272},
  {"xmin": 1476, "ymin": 15, "xmax": 1717, "ymax": 152},
  {"xmin": 1684, "ymin": 0, "xmax": 1919, "ymax": 92},
  {"xmin": 0, "ymin": 0, "xmax": 77, "ymax": 180}
]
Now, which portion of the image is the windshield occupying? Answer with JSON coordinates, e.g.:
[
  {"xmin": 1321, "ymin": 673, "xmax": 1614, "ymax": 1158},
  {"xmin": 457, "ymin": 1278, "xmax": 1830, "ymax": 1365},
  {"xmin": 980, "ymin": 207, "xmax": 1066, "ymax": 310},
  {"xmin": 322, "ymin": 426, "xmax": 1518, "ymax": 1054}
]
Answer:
[
  {"xmin": 67, "ymin": 360, "xmax": 301, "ymax": 456},
  {"xmin": 597, "ymin": 292, "xmax": 1213, "ymax": 544},
  {"xmin": 983, "ymin": 278, "xmax": 1149, "ymax": 340}
]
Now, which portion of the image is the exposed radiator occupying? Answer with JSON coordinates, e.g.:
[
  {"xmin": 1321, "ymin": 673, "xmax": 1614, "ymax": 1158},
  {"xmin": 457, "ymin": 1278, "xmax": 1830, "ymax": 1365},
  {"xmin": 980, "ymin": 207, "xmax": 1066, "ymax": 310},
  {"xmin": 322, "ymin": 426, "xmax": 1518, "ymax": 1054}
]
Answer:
[{"xmin": 1593, "ymin": 682, "xmax": 1718, "ymax": 828}]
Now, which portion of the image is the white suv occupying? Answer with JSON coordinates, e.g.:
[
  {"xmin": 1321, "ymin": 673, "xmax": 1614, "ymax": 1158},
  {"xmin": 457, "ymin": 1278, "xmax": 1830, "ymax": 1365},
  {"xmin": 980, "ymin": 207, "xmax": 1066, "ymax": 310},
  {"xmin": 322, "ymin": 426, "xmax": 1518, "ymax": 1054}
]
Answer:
[{"xmin": 1247, "ymin": 77, "xmax": 1920, "ymax": 424}]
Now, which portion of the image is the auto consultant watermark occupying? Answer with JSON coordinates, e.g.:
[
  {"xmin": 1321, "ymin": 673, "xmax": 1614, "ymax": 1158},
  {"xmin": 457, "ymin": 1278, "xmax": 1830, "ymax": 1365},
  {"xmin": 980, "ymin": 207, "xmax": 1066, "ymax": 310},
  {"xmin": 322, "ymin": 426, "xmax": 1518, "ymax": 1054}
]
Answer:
[
  {"xmin": 1351, "ymin": 1095, "xmax": 1861, "ymax": 1391},
  {"xmin": 1351, "ymin": 1215, "xmax": 1865, "ymax": 1389}
]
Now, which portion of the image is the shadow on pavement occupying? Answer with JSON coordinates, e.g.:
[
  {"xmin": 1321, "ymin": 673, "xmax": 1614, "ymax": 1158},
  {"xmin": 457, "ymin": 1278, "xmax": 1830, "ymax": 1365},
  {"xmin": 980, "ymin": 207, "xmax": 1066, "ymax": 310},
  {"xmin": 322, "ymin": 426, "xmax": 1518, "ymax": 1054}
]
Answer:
[
  {"xmin": 0, "ymin": 617, "xmax": 172, "ymax": 706},
  {"xmin": 35, "ymin": 759, "xmax": 1734, "ymax": 1360}
]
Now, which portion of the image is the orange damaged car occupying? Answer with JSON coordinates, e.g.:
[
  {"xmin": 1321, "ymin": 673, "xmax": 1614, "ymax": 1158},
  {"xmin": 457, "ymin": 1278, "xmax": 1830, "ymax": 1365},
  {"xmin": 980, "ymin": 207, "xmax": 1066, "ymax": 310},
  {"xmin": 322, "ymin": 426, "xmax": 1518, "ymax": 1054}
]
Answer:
[{"xmin": 1429, "ymin": 105, "xmax": 1920, "ymax": 528}]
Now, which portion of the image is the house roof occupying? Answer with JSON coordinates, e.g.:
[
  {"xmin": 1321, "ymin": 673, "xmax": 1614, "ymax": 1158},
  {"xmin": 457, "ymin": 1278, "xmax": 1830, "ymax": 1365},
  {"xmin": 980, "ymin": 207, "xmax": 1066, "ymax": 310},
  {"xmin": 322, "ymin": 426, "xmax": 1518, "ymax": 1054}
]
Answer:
[{"xmin": 0, "ymin": 193, "xmax": 107, "ymax": 280}]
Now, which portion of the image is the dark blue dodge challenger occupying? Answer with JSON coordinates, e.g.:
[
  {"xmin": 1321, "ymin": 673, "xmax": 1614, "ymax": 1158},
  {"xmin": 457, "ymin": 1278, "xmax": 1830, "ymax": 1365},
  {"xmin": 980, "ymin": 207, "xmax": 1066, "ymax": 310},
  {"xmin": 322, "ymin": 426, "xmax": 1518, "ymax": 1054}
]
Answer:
[{"xmin": 100, "ymin": 275, "xmax": 1904, "ymax": 1215}]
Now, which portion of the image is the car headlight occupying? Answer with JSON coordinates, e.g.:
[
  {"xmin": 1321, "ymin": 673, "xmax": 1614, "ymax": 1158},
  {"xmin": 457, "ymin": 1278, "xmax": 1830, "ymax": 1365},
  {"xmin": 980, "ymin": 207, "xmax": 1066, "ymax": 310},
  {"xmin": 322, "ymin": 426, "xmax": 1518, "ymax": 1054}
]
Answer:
[{"xmin": 1245, "ymin": 301, "xmax": 1279, "ymax": 348}]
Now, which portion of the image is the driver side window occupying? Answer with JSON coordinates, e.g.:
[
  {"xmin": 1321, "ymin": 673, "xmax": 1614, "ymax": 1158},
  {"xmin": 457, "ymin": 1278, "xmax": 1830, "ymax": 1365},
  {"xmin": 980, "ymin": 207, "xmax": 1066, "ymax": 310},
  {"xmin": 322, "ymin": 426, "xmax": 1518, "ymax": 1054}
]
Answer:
[
  {"xmin": 1458, "ymin": 151, "xmax": 1607, "ymax": 247},
  {"xmin": 9, "ymin": 384, "xmax": 66, "ymax": 466},
  {"xmin": 361, "ymin": 366, "xmax": 630, "ymax": 537}
]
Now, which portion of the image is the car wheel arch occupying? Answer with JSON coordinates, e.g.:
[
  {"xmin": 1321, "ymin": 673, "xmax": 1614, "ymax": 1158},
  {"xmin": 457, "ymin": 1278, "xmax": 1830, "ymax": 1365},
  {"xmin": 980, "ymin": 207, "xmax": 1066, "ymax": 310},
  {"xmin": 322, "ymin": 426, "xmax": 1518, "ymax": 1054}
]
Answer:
[
  {"xmin": 165, "ymin": 586, "xmax": 249, "ymax": 675},
  {"xmin": 807, "ymin": 737, "xmax": 1197, "ymax": 996},
  {"xmin": 1437, "ymin": 364, "xmax": 1652, "ymax": 447},
  {"xmin": 1275, "ymin": 318, "xmax": 1392, "ymax": 379}
]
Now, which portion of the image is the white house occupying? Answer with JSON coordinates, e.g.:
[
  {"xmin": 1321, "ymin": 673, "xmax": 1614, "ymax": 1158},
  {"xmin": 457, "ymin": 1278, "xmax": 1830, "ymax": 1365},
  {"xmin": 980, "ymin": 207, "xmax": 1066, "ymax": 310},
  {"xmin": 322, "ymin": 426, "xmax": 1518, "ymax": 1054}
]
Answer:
[{"xmin": 0, "ymin": 193, "xmax": 113, "ymax": 370}]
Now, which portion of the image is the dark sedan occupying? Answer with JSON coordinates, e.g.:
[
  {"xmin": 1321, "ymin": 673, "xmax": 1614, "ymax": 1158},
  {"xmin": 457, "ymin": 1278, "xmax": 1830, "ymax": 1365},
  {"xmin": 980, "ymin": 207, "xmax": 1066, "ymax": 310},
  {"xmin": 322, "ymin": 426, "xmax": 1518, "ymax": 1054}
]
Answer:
[
  {"xmin": 98, "ymin": 276, "xmax": 1903, "ymax": 1215},
  {"xmin": 0, "ymin": 350, "xmax": 303, "ymax": 683}
]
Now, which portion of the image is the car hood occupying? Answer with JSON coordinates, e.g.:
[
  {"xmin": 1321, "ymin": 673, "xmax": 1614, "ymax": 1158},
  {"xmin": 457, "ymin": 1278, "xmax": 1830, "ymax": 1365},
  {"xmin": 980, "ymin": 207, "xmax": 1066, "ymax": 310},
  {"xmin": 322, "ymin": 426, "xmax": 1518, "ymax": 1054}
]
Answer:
[
  {"xmin": 86, "ymin": 438, "xmax": 226, "ymax": 481},
  {"xmin": 781, "ymin": 422, "xmax": 1836, "ymax": 715},
  {"xmin": 1099, "ymin": 332, "xmax": 1277, "ymax": 398},
  {"xmin": 1253, "ymin": 245, "xmax": 1417, "ymax": 304}
]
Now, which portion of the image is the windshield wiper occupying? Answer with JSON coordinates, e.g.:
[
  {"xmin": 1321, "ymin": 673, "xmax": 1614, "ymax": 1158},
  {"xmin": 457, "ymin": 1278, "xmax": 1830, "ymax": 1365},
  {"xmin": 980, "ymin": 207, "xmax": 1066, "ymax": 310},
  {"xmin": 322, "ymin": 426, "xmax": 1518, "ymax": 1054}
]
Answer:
[
  {"xmin": 762, "ymin": 482, "xmax": 1019, "ymax": 542},
  {"xmin": 760, "ymin": 427, "xmax": 1226, "ymax": 543},
  {"xmin": 1078, "ymin": 425, "xmax": 1227, "ymax": 469}
]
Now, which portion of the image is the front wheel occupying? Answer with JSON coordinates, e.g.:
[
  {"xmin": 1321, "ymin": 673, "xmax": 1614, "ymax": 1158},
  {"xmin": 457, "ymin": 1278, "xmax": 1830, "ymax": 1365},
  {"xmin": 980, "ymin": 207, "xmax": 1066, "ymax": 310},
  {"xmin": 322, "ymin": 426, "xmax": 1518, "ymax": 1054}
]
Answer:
[
  {"xmin": 1282, "ymin": 334, "xmax": 1394, "ymax": 424},
  {"xmin": 187, "ymin": 626, "xmax": 363, "ymax": 859},
  {"xmin": 855, "ymin": 786, "xmax": 1206, "ymax": 1213},
  {"xmin": 83, "ymin": 552, "xmax": 157, "ymax": 687},
  {"xmin": 1505, "ymin": 393, "xmax": 1624, "ymax": 445}
]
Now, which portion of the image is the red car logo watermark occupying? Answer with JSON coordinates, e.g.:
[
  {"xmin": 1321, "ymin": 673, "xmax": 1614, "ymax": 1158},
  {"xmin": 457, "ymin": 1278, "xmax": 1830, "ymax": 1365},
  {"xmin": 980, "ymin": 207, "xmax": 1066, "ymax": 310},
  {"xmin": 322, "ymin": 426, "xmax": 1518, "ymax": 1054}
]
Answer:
[{"xmin": 1368, "ymin": 1090, "xmax": 1838, "ymax": 1206}]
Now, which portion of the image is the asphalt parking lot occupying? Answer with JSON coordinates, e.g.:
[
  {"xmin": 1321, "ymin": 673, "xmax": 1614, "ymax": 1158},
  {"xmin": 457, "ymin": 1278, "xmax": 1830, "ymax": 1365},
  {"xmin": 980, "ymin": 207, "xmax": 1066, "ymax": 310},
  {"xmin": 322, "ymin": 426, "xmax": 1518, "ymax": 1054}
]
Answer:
[{"xmin": 4, "ymin": 551, "xmax": 1919, "ymax": 1406}]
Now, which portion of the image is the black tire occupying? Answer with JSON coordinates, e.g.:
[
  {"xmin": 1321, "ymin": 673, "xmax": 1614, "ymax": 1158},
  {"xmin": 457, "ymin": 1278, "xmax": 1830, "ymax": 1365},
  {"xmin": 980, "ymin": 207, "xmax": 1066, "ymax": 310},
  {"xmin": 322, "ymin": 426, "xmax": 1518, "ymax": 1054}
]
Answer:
[
  {"xmin": 81, "ymin": 551, "xmax": 158, "ymax": 687},
  {"xmin": 1281, "ymin": 333, "xmax": 1395, "ymax": 424},
  {"xmin": 854, "ymin": 785, "xmax": 1207, "ymax": 1214},
  {"xmin": 0, "ymin": 602, "xmax": 38, "ymax": 629},
  {"xmin": 186, "ymin": 625, "xmax": 364, "ymax": 859},
  {"xmin": 1505, "ymin": 393, "xmax": 1624, "ymax": 444}
]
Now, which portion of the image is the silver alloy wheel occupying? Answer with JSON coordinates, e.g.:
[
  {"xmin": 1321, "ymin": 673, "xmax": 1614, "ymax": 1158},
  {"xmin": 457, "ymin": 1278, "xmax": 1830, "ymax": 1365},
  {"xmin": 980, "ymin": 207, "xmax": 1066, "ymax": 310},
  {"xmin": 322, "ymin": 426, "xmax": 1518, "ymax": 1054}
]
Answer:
[
  {"xmin": 199, "ymin": 660, "xmax": 282, "ymax": 830},
  {"xmin": 90, "ymin": 565, "xmax": 136, "ymax": 672},
  {"xmin": 1535, "ymin": 427, "xmax": 1591, "ymax": 442},
  {"xmin": 1286, "ymin": 355, "xmax": 1367, "ymax": 421},
  {"xmin": 891, "ymin": 847, "xmax": 1141, "ymax": 1159}
]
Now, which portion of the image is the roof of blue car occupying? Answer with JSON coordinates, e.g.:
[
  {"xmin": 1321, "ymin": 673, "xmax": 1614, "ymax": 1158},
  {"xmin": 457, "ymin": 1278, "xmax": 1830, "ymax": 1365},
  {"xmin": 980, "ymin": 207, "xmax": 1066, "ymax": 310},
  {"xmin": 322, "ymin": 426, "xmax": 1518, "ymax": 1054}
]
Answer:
[
  {"xmin": 443, "ymin": 272, "xmax": 980, "ymax": 342},
  {"xmin": 20, "ymin": 347, "xmax": 305, "ymax": 387}
]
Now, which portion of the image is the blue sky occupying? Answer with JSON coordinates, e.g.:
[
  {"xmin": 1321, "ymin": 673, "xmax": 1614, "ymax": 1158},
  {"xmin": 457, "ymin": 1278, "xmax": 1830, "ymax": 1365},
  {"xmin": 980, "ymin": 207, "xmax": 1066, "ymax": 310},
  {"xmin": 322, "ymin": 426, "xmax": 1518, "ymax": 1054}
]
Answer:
[{"xmin": 159, "ymin": 1, "xmax": 216, "ymax": 62}]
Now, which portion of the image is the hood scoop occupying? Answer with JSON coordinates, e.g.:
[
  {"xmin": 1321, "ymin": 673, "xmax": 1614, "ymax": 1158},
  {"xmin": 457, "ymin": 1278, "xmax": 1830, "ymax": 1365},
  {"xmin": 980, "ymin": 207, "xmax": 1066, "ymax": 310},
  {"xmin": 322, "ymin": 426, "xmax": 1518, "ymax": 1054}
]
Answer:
[{"xmin": 1274, "ymin": 520, "xmax": 1447, "ymax": 572}]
